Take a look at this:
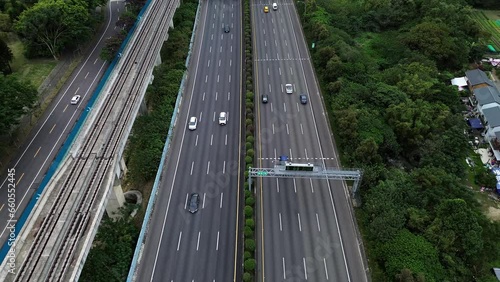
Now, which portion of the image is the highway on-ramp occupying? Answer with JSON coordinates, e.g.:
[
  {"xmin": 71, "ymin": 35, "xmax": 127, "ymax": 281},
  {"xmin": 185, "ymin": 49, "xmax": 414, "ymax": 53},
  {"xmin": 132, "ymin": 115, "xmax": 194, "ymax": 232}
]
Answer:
[
  {"xmin": 252, "ymin": 0, "xmax": 368, "ymax": 281},
  {"xmin": 0, "ymin": 1, "xmax": 124, "ymax": 252},
  {"xmin": 134, "ymin": 0, "xmax": 243, "ymax": 281}
]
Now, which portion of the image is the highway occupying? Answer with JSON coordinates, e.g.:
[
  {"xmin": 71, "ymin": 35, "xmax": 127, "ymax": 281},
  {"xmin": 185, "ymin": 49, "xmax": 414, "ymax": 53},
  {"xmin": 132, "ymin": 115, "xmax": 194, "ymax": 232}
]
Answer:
[
  {"xmin": 252, "ymin": 1, "xmax": 368, "ymax": 281},
  {"xmin": 134, "ymin": 0, "xmax": 243, "ymax": 281},
  {"xmin": 0, "ymin": 1, "xmax": 124, "ymax": 250}
]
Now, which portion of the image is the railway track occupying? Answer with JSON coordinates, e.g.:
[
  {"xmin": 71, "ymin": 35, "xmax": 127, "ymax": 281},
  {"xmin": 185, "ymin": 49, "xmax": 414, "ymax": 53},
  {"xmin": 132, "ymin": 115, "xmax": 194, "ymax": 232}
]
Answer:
[{"xmin": 12, "ymin": 0, "xmax": 179, "ymax": 281}]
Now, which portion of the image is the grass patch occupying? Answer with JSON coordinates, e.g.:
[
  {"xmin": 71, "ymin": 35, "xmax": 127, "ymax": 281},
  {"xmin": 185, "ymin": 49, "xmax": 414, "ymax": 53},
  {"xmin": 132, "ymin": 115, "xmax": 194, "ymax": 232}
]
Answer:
[{"xmin": 8, "ymin": 40, "xmax": 57, "ymax": 88}]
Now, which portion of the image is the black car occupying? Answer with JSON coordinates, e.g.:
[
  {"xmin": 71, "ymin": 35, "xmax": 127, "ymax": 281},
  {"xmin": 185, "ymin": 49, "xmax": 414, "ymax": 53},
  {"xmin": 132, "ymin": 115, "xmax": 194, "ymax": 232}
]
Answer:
[
  {"xmin": 262, "ymin": 94, "xmax": 268, "ymax": 103},
  {"xmin": 188, "ymin": 193, "xmax": 200, "ymax": 213},
  {"xmin": 299, "ymin": 94, "xmax": 307, "ymax": 104},
  {"xmin": 224, "ymin": 24, "xmax": 230, "ymax": 33}
]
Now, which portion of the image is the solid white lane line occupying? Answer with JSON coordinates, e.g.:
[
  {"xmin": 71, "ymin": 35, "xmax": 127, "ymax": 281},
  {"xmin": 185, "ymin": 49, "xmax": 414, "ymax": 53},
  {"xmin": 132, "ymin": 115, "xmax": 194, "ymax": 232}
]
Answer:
[
  {"xmin": 190, "ymin": 161, "xmax": 194, "ymax": 175},
  {"xmin": 272, "ymin": 124, "xmax": 275, "ymax": 135},
  {"xmin": 316, "ymin": 213, "xmax": 321, "ymax": 231},
  {"xmin": 279, "ymin": 213, "xmax": 282, "ymax": 231},
  {"xmin": 195, "ymin": 135, "xmax": 199, "ymax": 146},
  {"xmin": 283, "ymin": 257, "xmax": 286, "ymax": 279},
  {"xmin": 284, "ymin": 103, "xmax": 287, "ymax": 112},
  {"xmin": 286, "ymin": 124, "xmax": 289, "ymax": 135},
  {"xmin": 216, "ymin": 231, "xmax": 220, "ymax": 250},
  {"xmin": 220, "ymin": 193, "xmax": 223, "ymax": 208},
  {"xmin": 203, "ymin": 193, "xmax": 206, "ymax": 208},
  {"xmin": 303, "ymin": 258, "xmax": 308, "ymax": 280},
  {"xmin": 225, "ymin": 134, "xmax": 228, "ymax": 145},
  {"xmin": 185, "ymin": 193, "xmax": 189, "ymax": 209},
  {"xmin": 293, "ymin": 178, "xmax": 297, "ymax": 193},
  {"xmin": 297, "ymin": 213, "xmax": 302, "ymax": 232},
  {"xmin": 300, "ymin": 124, "xmax": 304, "ymax": 134},
  {"xmin": 310, "ymin": 179, "xmax": 314, "ymax": 193},
  {"xmin": 274, "ymin": 148, "xmax": 277, "ymax": 160},
  {"xmin": 324, "ymin": 258, "xmax": 329, "ymax": 280},
  {"xmin": 196, "ymin": 231, "xmax": 201, "ymax": 251},
  {"xmin": 177, "ymin": 232, "xmax": 182, "ymax": 251},
  {"xmin": 289, "ymin": 148, "xmax": 293, "ymax": 159},
  {"xmin": 223, "ymin": 161, "xmax": 226, "ymax": 174},
  {"xmin": 207, "ymin": 161, "xmax": 210, "ymax": 174},
  {"xmin": 276, "ymin": 178, "xmax": 280, "ymax": 193},
  {"xmin": 211, "ymin": 134, "xmax": 213, "ymax": 146}
]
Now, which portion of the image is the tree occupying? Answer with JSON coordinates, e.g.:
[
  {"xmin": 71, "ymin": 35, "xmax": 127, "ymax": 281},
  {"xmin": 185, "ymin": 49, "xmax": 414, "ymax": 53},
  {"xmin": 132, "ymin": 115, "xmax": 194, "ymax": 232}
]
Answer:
[
  {"xmin": 15, "ymin": 0, "xmax": 93, "ymax": 59},
  {"xmin": 382, "ymin": 229, "xmax": 445, "ymax": 282},
  {"xmin": 0, "ymin": 38, "xmax": 13, "ymax": 75},
  {"xmin": 425, "ymin": 199, "xmax": 483, "ymax": 268},
  {"xmin": 0, "ymin": 74, "xmax": 37, "ymax": 135}
]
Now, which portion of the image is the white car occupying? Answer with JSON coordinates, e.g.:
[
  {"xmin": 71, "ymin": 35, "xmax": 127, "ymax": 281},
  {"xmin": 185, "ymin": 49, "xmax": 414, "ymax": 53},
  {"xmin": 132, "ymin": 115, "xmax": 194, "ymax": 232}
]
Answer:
[
  {"xmin": 285, "ymin": 84, "xmax": 293, "ymax": 94},
  {"xmin": 188, "ymin": 116, "xmax": 197, "ymax": 130},
  {"xmin": 70, "ymin": 95, "xmax": 81, "ymax": 105},
  {"xmin": 272, "ymin": 3, "xmax": 278, "ymax": 10},
  {"xmin": 219, "ymin": 112, "xmax": 227, "ymax": 125}
]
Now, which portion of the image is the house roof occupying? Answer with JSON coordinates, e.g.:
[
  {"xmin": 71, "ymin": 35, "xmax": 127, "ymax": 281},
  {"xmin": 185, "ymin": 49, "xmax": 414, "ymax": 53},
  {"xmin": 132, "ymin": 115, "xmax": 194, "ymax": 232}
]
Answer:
[
  {"xmin": 475, "ymin": 86, "xmax": 500, "ymax": 106},
  {"xmin": 482, "ymin": 104, "xmax": 500, "ymax": 128},
  {"xmin": 493, "ymin": 268, "xmax": 500, "ymax": 280},
  {"xmin": 465, "ymin": 69, "xmax": 494, "ymax": 87},
  {"xmin": 451, "ymin": 77, "xmax": 468, "ymax": 87}
]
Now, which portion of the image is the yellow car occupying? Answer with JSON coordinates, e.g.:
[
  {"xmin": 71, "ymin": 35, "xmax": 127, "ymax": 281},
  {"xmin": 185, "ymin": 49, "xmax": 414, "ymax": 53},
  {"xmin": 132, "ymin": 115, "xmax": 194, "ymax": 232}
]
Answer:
[{"xmin": 264, "ymin": 6, "xmax": 269, "ymax": 13}]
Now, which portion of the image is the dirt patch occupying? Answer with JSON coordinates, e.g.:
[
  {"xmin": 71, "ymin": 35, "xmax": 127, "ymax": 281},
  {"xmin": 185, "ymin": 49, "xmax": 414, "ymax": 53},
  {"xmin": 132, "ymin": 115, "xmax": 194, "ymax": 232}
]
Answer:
[{"xmin": 487, "ymin": 206, "xmax": 500, "ymax": 221}]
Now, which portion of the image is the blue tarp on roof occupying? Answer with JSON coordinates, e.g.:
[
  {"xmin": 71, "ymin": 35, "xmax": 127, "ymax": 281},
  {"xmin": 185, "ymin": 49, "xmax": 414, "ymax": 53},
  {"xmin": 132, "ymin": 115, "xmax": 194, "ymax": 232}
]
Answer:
[{"xmin": 468, "ymin": 118, "xmax": 484, "ymax": 129}]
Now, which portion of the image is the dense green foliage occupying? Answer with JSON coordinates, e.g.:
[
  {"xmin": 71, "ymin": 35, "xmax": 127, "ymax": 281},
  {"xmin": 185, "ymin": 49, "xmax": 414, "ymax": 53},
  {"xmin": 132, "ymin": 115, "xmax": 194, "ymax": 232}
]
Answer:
[
  {"xmin": 0, "ymin": 74, "xmax": 37, "ymax": 135},
  {"xmin": 125, "ymin": 0, "xmax": 197, "ymax": 183},
  {"xmin": 14, "ymin": 0, "xmax": 100, "ymax": 59},
  {"xmin": 298, "ymin": 0, "xmax": 500, "ymax": 280},
  {"xmin": 80, "ymin": 206, "xmax": 140, "ymax": 282}
]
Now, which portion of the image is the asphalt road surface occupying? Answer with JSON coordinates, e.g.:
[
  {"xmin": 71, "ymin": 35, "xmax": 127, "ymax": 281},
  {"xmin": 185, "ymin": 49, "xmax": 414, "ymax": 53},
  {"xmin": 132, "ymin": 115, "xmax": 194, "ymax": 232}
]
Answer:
[
  {"xmin": 252, "ymin": 1, "xmax": 368, "ymax": 281},
  {"xmin": 134, "ymin": 0, "xmax": 243, "ymax": 281},
  {"xmin": 0, "ymin": 1, "xmax": 125, "ymax": 252}
]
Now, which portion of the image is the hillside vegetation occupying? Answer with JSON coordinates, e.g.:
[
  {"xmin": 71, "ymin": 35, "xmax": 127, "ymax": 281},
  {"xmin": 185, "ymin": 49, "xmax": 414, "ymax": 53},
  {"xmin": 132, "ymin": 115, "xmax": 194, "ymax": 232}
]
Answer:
[{"xmin": 297, "ymin": 0, "xmax": 500, "ymax": 280}]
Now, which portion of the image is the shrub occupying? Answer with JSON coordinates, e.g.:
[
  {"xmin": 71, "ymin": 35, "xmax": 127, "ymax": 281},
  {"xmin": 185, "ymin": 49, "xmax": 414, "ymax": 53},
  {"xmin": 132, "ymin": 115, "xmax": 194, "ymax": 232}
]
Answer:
[
  {"xmin": 243, "ymin": 272, "xmax": 252, "ymax": 281},
  {"xmin": 246, "ymin": 91, "xmax": 253, "ymax": 99},
  {"xmin": 244, "ymin": 259, "xmax": 256, "ymax": 271},
  {"xmin": 245, "ymin": 156, "xmax": 253, "ymax": 164},
  {"xmin": 246, "ymin": 218, "xmax": 255, "ymax": 228},
  {"xmin": 247, "ymin": 149, "xmax": 254, "ymax": 157},
  {"xmin": 246, "ymin": 142, "xmax": 253, "ymax": 150},
  {"xmin": 245, "ymin": 189, "xmax": 251, "ymax": 198},
  {"xmin": 246, "ymin": 196, "xmax": 255, "ymax": 207},
  {"xmin": 244, "ymin": 205, "xmax": 253, "ymax": 218},
  {"xmin": 246, "ymin": 135, "xmax": 254, "ymax": 144},
  {"xmin": 245, "ymin": 239, "xmax": 256, "ymax": 251},
  {"xmin": 244, "ymin": 226, "xmax": 253, "ymax": 237}
]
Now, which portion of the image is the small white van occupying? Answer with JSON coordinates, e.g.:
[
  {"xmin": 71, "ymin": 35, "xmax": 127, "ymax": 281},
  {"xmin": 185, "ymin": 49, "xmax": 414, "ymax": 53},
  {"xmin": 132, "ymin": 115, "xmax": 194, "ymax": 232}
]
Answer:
[{"xmin": 272, "ymin": 3, "xmax": 277, "ymax": 10}]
